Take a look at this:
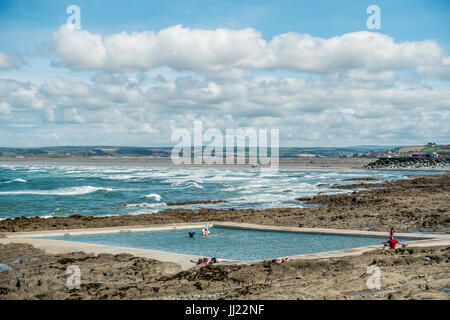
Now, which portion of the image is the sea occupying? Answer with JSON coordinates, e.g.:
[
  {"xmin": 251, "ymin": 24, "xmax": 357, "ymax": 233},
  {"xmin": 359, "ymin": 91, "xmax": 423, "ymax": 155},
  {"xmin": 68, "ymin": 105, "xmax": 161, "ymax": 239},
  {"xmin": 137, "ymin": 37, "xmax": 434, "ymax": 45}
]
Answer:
[{"xmin": 0, "ymin": 163, "xmax": 442, "ymax": 220}]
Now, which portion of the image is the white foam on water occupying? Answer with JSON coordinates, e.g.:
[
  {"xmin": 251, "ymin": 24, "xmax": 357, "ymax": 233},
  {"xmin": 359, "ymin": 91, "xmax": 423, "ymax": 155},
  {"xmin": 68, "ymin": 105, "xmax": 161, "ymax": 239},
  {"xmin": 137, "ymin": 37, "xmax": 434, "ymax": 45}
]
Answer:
[
  {"xmin": 165, "ymin": 180, "xmax": 204, "ymax": 189},
  {"xmin": 39, "ymin": 215, "xmax": 55, "ymax": 219},
  {"xmin": 1, "ymin": 178, "xmax": 27, "ymax": 184},
  {"xmin": 203, "ymin": 175, "xmax": 253, "ymax": 182},
  {"xmin": 0, "ymin": 186, "xmax": 114, "ymax": 196},
  {"xmin": 223, "ymin": 185, "xmax": 250, "ymax": 192},
  {"xmin": 139, "ymin": 193, "xmax": 162, "ymax": 201},
  {"xmin": 127, "ymin": 207, "xmax": 162, "ymax": 215}
]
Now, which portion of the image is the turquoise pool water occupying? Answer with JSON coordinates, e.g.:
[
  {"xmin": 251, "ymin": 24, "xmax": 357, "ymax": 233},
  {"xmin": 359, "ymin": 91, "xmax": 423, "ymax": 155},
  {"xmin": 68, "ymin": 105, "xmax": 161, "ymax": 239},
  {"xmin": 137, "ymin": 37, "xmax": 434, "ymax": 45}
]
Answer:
[{"xmin": 42, "ymin": 227, "xmax": 414, "ymax": 261}]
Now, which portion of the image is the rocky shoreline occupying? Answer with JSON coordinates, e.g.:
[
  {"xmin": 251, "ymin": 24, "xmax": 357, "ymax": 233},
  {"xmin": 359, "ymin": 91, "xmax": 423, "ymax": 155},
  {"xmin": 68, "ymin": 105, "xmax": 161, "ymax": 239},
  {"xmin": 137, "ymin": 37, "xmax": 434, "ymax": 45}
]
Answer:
[
  {"xmin": 366, "ymin": 157, "xmax": 450, "ymax": 170},
  {"xmin": 0, "ymin": 242, "xmax": 448, "ymax": 300}
]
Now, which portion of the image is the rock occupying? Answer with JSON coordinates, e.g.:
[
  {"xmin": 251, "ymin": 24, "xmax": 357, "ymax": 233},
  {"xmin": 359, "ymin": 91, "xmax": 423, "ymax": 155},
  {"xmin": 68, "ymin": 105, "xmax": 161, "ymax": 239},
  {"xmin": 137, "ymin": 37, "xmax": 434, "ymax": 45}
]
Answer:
[
  {"xmin": 366, "ymin": 157, "xmax": 450, "ymax": 170},
  {"xmin": 0, "ymin": 263, "xmax": 12, "ymax": 272},
  {"xmin": 296, "ymin": 276, "xmax": 304, "ymax": 280},
  {"xmin": 166, "ymin": 200, "xmax": 227, "ymax": 206},
  {"xmin": 295, "ymin": 197, "xmax": 311, "ymax": 202}
]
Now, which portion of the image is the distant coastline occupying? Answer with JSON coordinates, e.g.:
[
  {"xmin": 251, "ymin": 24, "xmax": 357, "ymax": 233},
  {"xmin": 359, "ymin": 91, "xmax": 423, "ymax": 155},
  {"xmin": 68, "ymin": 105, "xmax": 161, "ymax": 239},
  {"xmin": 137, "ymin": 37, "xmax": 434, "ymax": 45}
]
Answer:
[
  {"xmin": 0, "ymin": 156, "xmax": 375, "ymax": 170},
  {"xmin": 1, "ymin": 156, "xmax": 449, "ymax": 172},
  {"xmin": 0, "ymin": 146, "xmax": 391, "ymax": 159}
]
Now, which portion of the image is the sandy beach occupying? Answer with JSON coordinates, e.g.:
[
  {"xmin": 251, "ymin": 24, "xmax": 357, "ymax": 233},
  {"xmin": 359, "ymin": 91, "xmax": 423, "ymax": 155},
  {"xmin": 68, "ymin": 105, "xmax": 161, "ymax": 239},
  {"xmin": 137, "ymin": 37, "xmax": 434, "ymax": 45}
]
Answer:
[
  {"xmin": 0, "ymin": 168, "xmax": 449, "ymax": 300},
  {"xmin": 0, "ymin": 157, "xmax": 375, "ymax": 170}
]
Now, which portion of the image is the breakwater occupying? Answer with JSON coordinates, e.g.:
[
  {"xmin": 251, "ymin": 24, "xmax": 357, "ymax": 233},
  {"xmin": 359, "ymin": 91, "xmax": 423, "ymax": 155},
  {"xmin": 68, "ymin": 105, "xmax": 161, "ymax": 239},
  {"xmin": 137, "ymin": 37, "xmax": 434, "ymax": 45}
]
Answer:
[{"xmin": 366, "ymin": 157, "xmax": 450, "ymax": 169}]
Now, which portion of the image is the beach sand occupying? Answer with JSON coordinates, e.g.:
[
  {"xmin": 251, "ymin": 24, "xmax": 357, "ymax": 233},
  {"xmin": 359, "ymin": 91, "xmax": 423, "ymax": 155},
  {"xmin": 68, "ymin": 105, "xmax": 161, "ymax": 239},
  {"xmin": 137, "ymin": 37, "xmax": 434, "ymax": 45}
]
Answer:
[{"xmin": 0, "ymin": 156, "xmax": 375, "ymax": 170}]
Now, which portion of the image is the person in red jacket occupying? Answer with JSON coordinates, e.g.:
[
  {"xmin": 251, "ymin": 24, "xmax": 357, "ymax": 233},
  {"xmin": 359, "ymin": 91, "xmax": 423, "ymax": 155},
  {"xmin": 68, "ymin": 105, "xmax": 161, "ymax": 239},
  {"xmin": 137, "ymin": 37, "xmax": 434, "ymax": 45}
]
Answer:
[{"xmin": 382, "ymin": 237, "xmax": 399, "ymax": 249}]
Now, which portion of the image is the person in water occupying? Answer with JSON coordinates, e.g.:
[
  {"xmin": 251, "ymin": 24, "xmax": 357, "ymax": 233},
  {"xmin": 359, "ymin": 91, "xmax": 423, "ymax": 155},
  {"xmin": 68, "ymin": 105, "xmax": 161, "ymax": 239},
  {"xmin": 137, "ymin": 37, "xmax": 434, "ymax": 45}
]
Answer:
[
  {"xmin": 202, "ymin": 223, "xmax": 210, "ymax": 236},
  {"xmin": 390, "ymin": 227, "xmax": 395, "ymax": 238},
  {"xmin": 188, "ymin": 231, "xmax": 196, "ymax": 238}
]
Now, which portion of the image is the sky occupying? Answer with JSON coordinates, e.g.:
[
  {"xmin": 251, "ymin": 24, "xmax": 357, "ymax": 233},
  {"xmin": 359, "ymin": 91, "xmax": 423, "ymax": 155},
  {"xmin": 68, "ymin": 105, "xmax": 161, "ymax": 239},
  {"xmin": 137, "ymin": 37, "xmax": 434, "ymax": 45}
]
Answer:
[{"xmin": 0, "ymin": 0, "xmax": 449, "ymax": 147}]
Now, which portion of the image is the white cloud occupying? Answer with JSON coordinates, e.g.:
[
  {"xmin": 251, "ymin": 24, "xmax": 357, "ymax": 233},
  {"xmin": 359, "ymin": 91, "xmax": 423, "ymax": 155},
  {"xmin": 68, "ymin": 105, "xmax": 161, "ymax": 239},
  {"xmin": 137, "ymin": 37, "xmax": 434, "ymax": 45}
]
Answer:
[
  {"xmin": 51, "ymin": 25, "xmax": 450, "ymax": 79},
  {"xmin": 0, "ymin": 73, "xmax": 448, "ymax": 146},
  {"xmin": 131, "ymin": 123, "xmax": 159, "ymax": 134},
  {"xmin": 0, "ymin": 52, "xmax": 26, "ymax": 71},
  {"xmin": 0, "ymin": 102, "xmax": 12, "ymax": 117}
]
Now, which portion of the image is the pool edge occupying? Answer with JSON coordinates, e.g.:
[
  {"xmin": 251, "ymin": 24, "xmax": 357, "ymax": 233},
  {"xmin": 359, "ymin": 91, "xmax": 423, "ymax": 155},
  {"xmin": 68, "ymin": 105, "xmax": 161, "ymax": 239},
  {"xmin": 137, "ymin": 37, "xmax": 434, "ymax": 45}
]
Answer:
[{"xmin": 1, "ymin": 222, "xmax": 449, "ymax": 270}]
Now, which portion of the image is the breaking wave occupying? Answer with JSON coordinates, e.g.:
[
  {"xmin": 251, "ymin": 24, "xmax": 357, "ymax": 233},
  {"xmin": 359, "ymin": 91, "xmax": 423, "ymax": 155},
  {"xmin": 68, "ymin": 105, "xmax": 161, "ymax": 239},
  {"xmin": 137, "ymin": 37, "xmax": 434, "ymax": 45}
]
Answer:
[
  {"xmin": 0, "ymin": 186, "xmax": 113, "ymax": 196},
  {"xmin": 139, "ymin": 193, "xmax": 162, "ymax": 201}
]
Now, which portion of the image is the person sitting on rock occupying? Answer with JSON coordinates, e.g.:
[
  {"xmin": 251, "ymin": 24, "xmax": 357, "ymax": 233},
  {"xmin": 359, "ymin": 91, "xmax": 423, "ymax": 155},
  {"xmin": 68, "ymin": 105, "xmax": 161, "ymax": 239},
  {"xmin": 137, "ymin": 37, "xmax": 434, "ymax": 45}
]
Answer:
[
  {"xmin": 264, "ymin": 257, "xmax": 289, "ymax": 264},
  {"xmin": 381, "ymin": 237, "xmax": 400, "ymax": 249},
  {"xmin": 192, "ymin": 257, "xmax": 224, "ymax": 265}
]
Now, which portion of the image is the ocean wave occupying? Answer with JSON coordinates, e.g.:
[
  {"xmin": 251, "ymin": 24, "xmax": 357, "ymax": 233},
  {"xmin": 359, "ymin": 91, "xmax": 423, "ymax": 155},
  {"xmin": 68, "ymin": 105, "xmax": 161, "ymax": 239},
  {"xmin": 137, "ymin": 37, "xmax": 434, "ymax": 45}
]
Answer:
[
  {"xmin": 185, "ymin": 182, "xmax": 204, "ymax": 189},
  {"xmin": 39, "ymin": 215, "xmax": 55, "ymax": 219},
  {"xmin": 139, "ymin": 193, "xmax": 162, "ymax": 201},
  {"xmin": 1, "ymin": 178, "xmax": 27, "ymax": 184},
  {"xmin": 164, "ymin": 180, "xmax": 204, "ymax": 189},
  {"xmin": 0, "ymin": 186, "xmax": 113, "ymax": 196},
  {"xmin": 224, "ymin": 185, "xmax": 250, "ymax": 192}
]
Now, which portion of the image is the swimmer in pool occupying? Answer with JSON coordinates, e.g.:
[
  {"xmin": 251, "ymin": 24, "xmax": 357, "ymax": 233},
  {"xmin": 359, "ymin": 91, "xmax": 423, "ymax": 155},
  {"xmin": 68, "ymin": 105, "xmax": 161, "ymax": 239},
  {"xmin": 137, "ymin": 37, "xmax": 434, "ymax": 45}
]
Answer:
[
  {"xmin": 390, "ymin": 227, "xmax": 395, "ymax": 238},
  {"xmin": 188, "ymin": 231, "xmax": 196, "ymax": 238}
]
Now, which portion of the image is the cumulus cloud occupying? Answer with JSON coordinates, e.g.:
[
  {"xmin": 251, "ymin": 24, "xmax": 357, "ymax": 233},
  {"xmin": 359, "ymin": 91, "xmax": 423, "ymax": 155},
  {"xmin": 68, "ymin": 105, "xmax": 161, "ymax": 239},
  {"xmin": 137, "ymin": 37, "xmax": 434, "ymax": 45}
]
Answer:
[
  {"xmin": 0, "ymin": 51, "xmax": 26, "ymax": 71},
  {"xmin": 0, "ymin": 73, "xmax": 449, "ymax": 146},
  {"xmin": 0, "ymin": 79, "xmax": 44, "ymax": 110},
  {"xmin": 0, "ymin": 102, "xmax": 12, "ymax": 117},
  {"xmin": 51, "ymin": 25, "xmax": 450, "ymax": 79}
]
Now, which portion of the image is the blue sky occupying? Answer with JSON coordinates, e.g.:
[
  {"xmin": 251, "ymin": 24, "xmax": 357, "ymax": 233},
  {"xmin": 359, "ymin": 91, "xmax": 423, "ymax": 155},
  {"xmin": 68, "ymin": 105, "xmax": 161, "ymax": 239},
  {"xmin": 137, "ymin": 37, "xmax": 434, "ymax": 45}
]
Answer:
[
  {"xmin": 1, "ymin": 0, "xmax": 448, "ymax": 47},
  {"xmin": 0, "ymin": 0, "xmax": 449, "ymax": 147}
]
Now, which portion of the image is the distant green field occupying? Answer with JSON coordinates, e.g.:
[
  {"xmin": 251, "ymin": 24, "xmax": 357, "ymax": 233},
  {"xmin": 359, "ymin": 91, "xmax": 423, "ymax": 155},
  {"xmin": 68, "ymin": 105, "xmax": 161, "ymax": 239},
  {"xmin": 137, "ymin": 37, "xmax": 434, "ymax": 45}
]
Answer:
[{"xmin": 421, "ymin": 146, "xmax": 443, "ymax": 153}]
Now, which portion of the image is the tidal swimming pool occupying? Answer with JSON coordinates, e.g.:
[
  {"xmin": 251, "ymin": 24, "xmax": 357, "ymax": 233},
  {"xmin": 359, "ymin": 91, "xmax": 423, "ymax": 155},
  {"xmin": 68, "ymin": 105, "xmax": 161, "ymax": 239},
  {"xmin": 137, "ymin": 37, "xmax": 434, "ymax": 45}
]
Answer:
[{"xmin": 41, "ymin": 227, "xmax": 414, "ymax": 261}]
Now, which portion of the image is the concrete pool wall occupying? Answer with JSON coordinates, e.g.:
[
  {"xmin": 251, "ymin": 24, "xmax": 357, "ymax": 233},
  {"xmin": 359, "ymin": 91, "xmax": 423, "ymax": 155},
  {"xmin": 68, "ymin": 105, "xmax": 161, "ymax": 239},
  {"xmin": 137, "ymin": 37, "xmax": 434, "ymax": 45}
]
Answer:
[{"xmin": 1, "ymin": 222, "xmax": 449, "ymax": 270}]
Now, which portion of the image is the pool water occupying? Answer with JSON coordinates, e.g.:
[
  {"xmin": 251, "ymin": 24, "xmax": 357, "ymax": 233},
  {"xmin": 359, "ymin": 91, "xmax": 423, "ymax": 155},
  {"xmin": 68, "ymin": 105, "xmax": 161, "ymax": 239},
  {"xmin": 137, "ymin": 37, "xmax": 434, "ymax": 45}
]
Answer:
[{"xmin": 42, "ymin": 227, "xmax": 413, "ymax": 261}]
